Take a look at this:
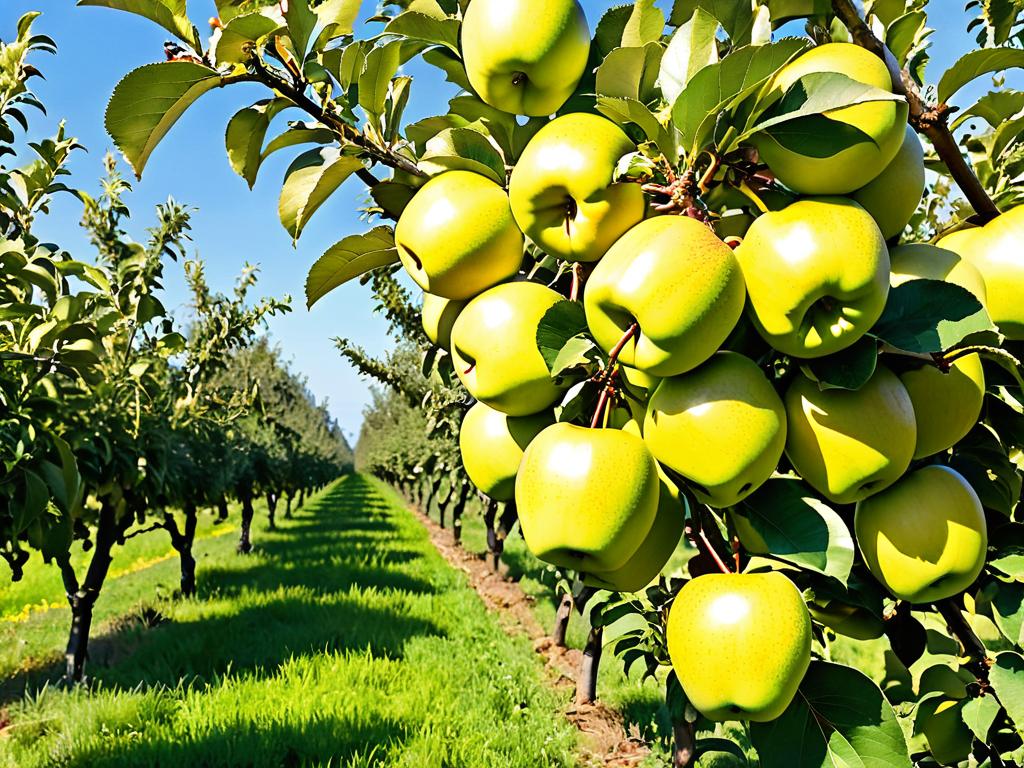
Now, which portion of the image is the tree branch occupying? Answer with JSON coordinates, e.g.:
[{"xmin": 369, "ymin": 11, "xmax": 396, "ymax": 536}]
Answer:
[{"xmin": 935, "ymin": 598, "xmax": 991, "ymax": 684}]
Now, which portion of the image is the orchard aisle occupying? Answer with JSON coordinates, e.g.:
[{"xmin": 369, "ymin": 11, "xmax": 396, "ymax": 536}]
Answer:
[{"xmin": 0, "ymin": 475, "xmax": 577, "ymax": 768}]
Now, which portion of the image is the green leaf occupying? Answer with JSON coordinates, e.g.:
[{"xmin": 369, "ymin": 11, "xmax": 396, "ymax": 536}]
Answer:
[
  {"xmin": 423, "ymin": 47, "xmax": 472, "ymax": 92},
  {"xmin": 803, "ymin": 336, "xmax": 878, "ymax": 390},
  {"xmin": 596, "ymin": 43, "xmax": 664, "ymax": 103},
  {"xmin": 990, "ymin": 651, "xmax": 1024, "ymax": 732},
  {"xmin": 750, "ymin": 661, "xmax": 912, "ymax": 768},
  {"xmin": 225, "ymin": 98, "xmax": 293, "ymax": 189},
  {"xmin": 595, "ymin": 5, "xmax": 635, "ymax": 58},
  {"xmin": 949, "ymin": 424, "xmax": 1022, "ymax": 517},
  {"xmin": 105, "ymin": 61, "xmax": 222, "ymax": 179},
  {"xmin": 385, "ymin": 11, "xmax": 460, "ymax": 53},
  {"xmin": 551, "ymin": 335, "xmax": 601, "ymax": 377},
  {"xmin": 938, "ymin": 48, "xmax": 1024, "ymax": 105},
  {"xmin": 419, "ymin": 127, "xmax": 506, "ymax": 184},
  {"xmin": 77, "ymin": 0, "xmax": 199, "ymax": 49},
  {"xmin": 359, "ymin": 41, "xmax": 404, "ymax": 118},
  {"xmin": 262, "ymin": 123, "xmax": 335, "ymax": 160},
  {"xmin": 951, "ymin": 90, "xmax": 1024, "ymax": 131},
  {"xmin": 284, "ymin": 0, "xmax": 318, "ymax": 59},
  {"xmin": 992, "ymin": 580, "xmax": 1024, "ymax": 647},
  {"xmin": 314, "ymin": 0, "xmax": 361, "ymax": 36},
  {"xmin": 669, "ymin": 0, "xmax": 754, "ymax": 44},
  {"xmin": 622, "ymin": 0, "xmax": 666, "ymax": 47},
  {"xmin": 961, "ymin": 695, "xmax": 1002, "ymax": 742},
  {"xmin": 213, "ymin": 11, "xmax": 280, "ymax": 64},
  {"xmin": 536, "ymin": 301, "xmax": 589, "ymax": 374},
  {"xmin": 735, "ymin": 478, "xmax": 854, "ymax": 583},
  {"xmin": 765, "ymin": 0, "xmax": 831, "ymax": 23},
  {"xmin": 278, "ymin": 147, "xmax": 364, "ymax": 241},
  {"xmin": 596, "ymin": 96, "xmax": 673, "ymax": 154},
  {"xmin": 305, "ymin": 227, "xmax": 398, "ymax": 308},
  {"xmin": 659, "ymin": 8, "xmax": 719, "ymax": 106},
  {"xmin": 992, "ymin": 552, "xmax": 1024, "ymax": 581},
  {"xmin": 885, "ymin": 11, "xmax": 926, "ymax": 68},
  {"xmin": 871, "ymin": 279, "xmax": 994, "ymax": 355}
]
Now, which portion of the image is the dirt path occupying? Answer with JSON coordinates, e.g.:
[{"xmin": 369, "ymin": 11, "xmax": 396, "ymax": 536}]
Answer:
[{"xmin": 409, "ymin": 505, "xmax": 651, "ymax": 768}]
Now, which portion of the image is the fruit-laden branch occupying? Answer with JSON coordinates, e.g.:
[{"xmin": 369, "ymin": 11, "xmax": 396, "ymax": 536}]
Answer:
[
  {"xmin": 829, "ymin": 0, "xmax": 999, "ymax": 221},
  {"xmin": 246, "ymin": 55, "xmax": 423, "ymax": 182}
]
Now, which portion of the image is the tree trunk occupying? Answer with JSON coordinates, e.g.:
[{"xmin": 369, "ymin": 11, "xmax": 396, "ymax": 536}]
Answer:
[
  {"xmin": 179, "ymin": 500, "xmax": 198, "ymax": 598},
  {"xmin": 216, "ymin": 496, "xmax": 229, "ymax": 522},
  {"xmin": 672, "ymin": 718, "xmax": 696, "ymax": 768},
  {"xmin": 62, "ymin": 501, "xmax": 122, "ymax": 684},
  {"xmin": 552, "ymin": 591, "xmax": 574, "ymax": 647},
  {"xmin": 284, "ymin": 491, "xmax": 294, "ymax": 519},
  {"xmin": 575, "ymin": 624, "xmax": 604, "ymax": 706},
  {"xmin": 266, "ymin": 491, "xmax": 278, "ymax": 530},
  {"xmin": 452, "ymin": 482, "xmax": 470, "ymax": 546},
  {"xmin": 238, "ymin": 492, "xmax": 255, "ymax": 554},
  {"xmin": 297, "ymin": 488, "xmax": 306, "ymax": 509},
  {"xmin": 483, "ymin": 499, "xmax": 502, "ymax": 573}
]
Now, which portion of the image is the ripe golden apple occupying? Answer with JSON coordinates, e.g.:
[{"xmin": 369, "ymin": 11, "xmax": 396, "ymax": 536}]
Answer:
[
  {"xmin": 421, "ymin": 293, "xmax": 466, "ymax": 351},
  {"xmin": 396, "ymin": 171, "xmax": 523, "ymax": 300},
  {"xmin": 458, "ymin": 402, "xmax": 553, "ymax": 501},
  {"xmin": 855, "ymin": 465, "xmax": 987, "ymax": 604},
  {"xmin": 852, "ymin": 125, "xmax": 926, "ymax": 240}
]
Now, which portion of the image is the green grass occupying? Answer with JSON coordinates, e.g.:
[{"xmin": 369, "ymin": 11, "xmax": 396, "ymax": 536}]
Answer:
[{"xmin": 0, "ymin": 475, "xmax": 578, "ymax": 768}]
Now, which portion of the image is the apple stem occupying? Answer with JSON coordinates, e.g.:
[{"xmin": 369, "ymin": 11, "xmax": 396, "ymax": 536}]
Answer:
[
  {"xmin": 829, "ymin": 0, "xmax": 1000, "ymax": 222},
  {"xmin": 696, "ymin": 525, "xmax": 733, "ymax": 575},
  {"xmin": 589, "ymin": 370, "xmax": 619, "ymax": 429},
  {"xmin": 588, "ymin": 324, "xmax": 638, "ymax": 429},
  {"xmin": 732, "ymin": 535, "xmax": 741, "ymax": 573}
]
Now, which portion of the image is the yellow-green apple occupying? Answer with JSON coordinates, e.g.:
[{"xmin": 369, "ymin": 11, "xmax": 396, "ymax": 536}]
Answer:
[
  {"xmin": 750, "ymin": 43, "xmax": 909, "ymax": 195},
  {"xmin": 396, "ymin": 170, "xmax": 523, "ymax": 299},
  {"xmin": 451, "ymin": 281, "xmax": 566, "ymax": 416},
  {"xmin": 644, "ymin": 352, "xmax": 787, "ymax": 508},
  {"xmin": 889, "ymin": 244, "xmax": 987, "ymax": 458},
  {"xmin": 585, "ymin": 216, "xmax": 745, "ymax": 376},
  {"xmin": 852, "ymin": 126, "xmax": 926, "ymax": 239},
  {"xmin": 509, "ymin": 113, "xmax": 646, "ymax": 262},
  {"xmin": 785, "ymin": 366, "xmax": 916, "ymax": 504},
  {"xmin": 459, "ymin": 402, "xmax": 553, "ymax": 501},
  {"xmin": 515, "ymin": 423, "xmax": 660, "ymax": 571},
  {"xmin": 667, "ymin": 572, "xmax": 812, "ymax": 721},
  {"xmin": 460, "ymin": 0, "xmax": 590, "ymax": 117},
  {"xmin": 584, "ymin": 469, "xmax": 685, "ymax": 592},
  {"xmin": 855, "ymin": 465, "xmax": 987, "ymax": 603},
  {"xmin": 938, "ymin": 206, "xmax": 1024, "ymax": 339},
  {"xmin": 421, "ymin": 293, "xmax": 466, "ymax": 351},
  {"xmin": 736, "ymin": 197, "xmax": 889, "ymax": 358}
]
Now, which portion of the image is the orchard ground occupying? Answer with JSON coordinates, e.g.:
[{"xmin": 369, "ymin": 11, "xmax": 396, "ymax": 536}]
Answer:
[{"xmin": 0, "ymin": 474, "xmax": 709, "ymax": 767}]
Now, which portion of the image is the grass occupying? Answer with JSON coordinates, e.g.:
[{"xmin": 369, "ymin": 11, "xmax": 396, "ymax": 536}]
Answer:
[{"xmin": 0, "ymin": 475, "xmax": 578, "ymax": 768}]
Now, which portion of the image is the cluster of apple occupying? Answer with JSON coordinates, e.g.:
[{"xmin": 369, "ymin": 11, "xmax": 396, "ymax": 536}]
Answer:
[{"xmin": 398, "ymin": 0, "xmax": 1024, "ymax": 725}]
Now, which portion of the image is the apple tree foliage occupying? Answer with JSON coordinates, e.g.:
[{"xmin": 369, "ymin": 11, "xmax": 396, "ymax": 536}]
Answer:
[{"xmin": 88, "ymin": 0, "xmax": 1024, "ymax": 764}]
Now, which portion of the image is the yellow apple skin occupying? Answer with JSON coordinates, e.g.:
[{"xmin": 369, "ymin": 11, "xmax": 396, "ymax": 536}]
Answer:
[
  {"xmin": 785, "ymin": 366, "xmax": 916, "ymax": 504},
  {"xmin": 458, "ymin": 402, "xmax": 553, "ymax": 501},
  {"xmin": 938, "ymin": 206, "xmax": 1024, "ymax": 339},
  {"xmin": 584, "ymin": 470, "xmax": 685, "ymax": 592},
  {"xmin": 509, "ymin": 113, "xmax": 646, "ymax": 262},
  {"xmin": 421, "ymin": 293, "xmax": 466, "ymax": 351},
  {"xmin": 855, "ymin": 465, "xmax": 987, "ymax": 604},
  {"xmin": 807, "ymin": 600, "xmax": 885, "ymax": 640},
  {"xmin": 460, "ymin": 0, "xmax": 590, "ymax": 117},
  {"xmin": 736, "ymin": 197, "xmax": 889, "ymax": 359},
  {"xmin": 515, "ymin": 424, "xmax": 660, "ymax": 572},
  {"xmin": 396, "ymin": 171, "xmax": 523, "ymax": 300},
  {"xmin": 751, "ymin": 43, "xmax": 909, "ymax": 195},
  {"xmin": 667, "ymin": 572, "xmax": 812, "ymax": 722},
  {"xmin": 852, "ymin": 126, "xmax": 926, "ymax": 240},
  {"xmin": 585, "ymin": 216, "xmax": 746, "ymax": 377},
  {"xmin": 644, "ymin": 352, "xmax": 787, "ymax": 508},
  {"xmin": 451, "ymin": 282, "xmax": 566, "ymax": 416},
  {"xmin": 889, "ymin": 243, "xmax": 988, "ymax": 303}
]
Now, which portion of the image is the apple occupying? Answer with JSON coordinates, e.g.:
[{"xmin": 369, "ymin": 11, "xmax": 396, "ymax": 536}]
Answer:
[
  {"xmin": 395, "ymin": 170, "xmax": 524, "ymax": 300},
  {"xmin": 750, "ymin": 42, "xmax": 909, "ymax": 195},
  {"xmin": 889, "ymin": 243, "xmax": 988, "ymax": 303},
  {"xmin": 584, "ymin": 469, "xmax": 685, "ymax": 592},
  {"xmin": 458, "ymin": 402, "xmax": 552, "ymax": 501},
  {"xmin": 421, "ymin": 293, "xmax": 466, "ymax": 351},
  {"xmin": 515, "ymin": 423, "xmax": 660, "ymax": 572},
  {"xmin": 937, "ymin": 206, "xmax": 1024, "ymax": 339},
  {"xmin": 451, "ymin": 281, "xmax": 567, "ymax": 416},
  {"xmin": 855, "ymin": 465, "xmax": 987, "ymax": 603},
  {"xmin": 667, "ymin": 572, "xmax": 812, "ymax": 722},
  {"xmin": 784, "ymin": 366, "xmax": 916, "ymax": 504},
  {"xmin": 644, "ymin": 352, "xmax": 787, "ymax": 508},
  {"xmin": 585, "ymin": 216, "xmax": 746, "ymax": 376},
  {"xmin": 509, "ymin": 113, "xmax": 646, "ymax": 262},
  {"xmin": 736, "ymin": 197, "xmax": 889, "ymax": 359},
  {"xmin": 852, "ymin": 125, "xmax": 926, "ymax": 240},
  {"xmin": 460, "ymin": 0, "xmax": 591, "ymax": 117}
]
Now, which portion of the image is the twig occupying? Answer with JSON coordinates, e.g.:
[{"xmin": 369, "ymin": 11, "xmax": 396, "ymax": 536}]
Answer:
[{"xmin": 935, "ymin": 599, "xmax": 992, "ymax": 684}]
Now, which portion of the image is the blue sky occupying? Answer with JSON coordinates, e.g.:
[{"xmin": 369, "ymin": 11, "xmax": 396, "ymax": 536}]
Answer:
[{"xmin": 0, "ymin": 0, "xmax": 1009, "ymax": 443}]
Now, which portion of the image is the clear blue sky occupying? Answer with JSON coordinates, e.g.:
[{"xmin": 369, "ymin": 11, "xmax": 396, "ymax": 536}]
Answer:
[{"xmin": 0, "ymin": 0, "xmax": 1005, "ymax": 444}]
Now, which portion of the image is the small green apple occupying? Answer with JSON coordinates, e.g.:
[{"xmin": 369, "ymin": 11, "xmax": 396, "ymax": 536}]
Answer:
[
  {"xmin": 460, "ymin": 0, "xmax": 590, "ymax": 117},
  {"xmin": 855, "ymin": 465, "xmax": 987, "ymax": 604},
  {"xmin": 938, "ymin": 205, "xmax": 1024, "ymax": 339},
  {"xmin": 667, "ymin": 572, "xmax": 812, "ymax": 722},
  {"xmin": 459, "ymin": 402, "xmax": 553, "ymax": 501},
  {"xmin": 584, "ymin": 469, "xmax": 685, "ymax": 592},
  {"xmin": 509, "ymin": 113, "xmax": 646, "ymax": 262},
  {"xmin": 585, "ymin": 216, "xmax": 745, "ymax": 376},
  {"xmin": 421, "ymin": 293, "xmax": 466, "ymax": 351},
  {"xmin": 750, "ymin": 43, "xmax": 908, "ymax": 195},
  {"xmin": 515, "ymin": 423, "xmax": 660, "ymax": 572},
  {"xmin": 852, "ymin": 125, "xmax": 926, "ymax": 240},
  {"xmin": 396, "ymin": 170, "xmax": 523, "ymax": 300},
  {"xmin": 785, "ymin": 366, "xmax": 916, "ymax": 504},
  {"xmin": 644, "ymin": 352, "xmax": 787, "ymax": 508},
  {"xmin": 736, "ymin": 197, "xmax": 889, "ymax": 359},
  {"xmin": 451, "ymin": 281, "xmax": 567, "ymax": 416}
]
